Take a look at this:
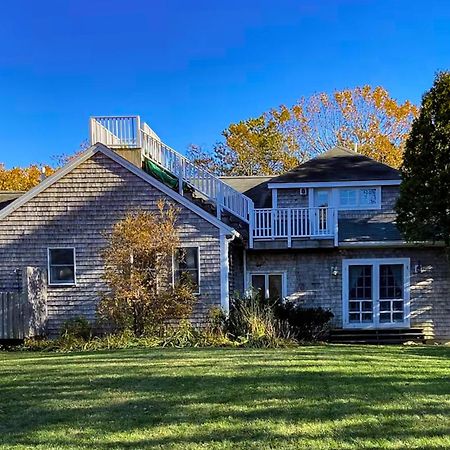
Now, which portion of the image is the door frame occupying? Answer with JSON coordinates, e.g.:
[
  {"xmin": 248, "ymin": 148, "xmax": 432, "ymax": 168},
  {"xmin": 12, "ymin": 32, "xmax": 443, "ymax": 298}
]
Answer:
[{"xmin": 342, "ymin": 258, "xmax": 411, "ymax": 329}]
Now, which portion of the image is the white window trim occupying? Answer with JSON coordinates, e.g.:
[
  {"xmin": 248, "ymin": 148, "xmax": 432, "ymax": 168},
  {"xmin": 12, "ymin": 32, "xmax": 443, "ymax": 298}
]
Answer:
[
  {"xmin": 342, "ymin": 258, "xmax": 410, "ymax": 329},
  {"xmin": 47, "ymin": 247, "xmax": 77, "ymax": 286},
  {"xmin": 334, "ymin": 186, "xmax": 381, "ymax": 210},
  {"xmin": 247, "ymin": 271, "xmax": 287, "ymax": 299},
  {"xmin": 172, "ymin": 245, "xmax": 201, "ymax": 295},
  {"xmin": 268, "ymin": 180, "xmax": 400, "ymax": 189}
]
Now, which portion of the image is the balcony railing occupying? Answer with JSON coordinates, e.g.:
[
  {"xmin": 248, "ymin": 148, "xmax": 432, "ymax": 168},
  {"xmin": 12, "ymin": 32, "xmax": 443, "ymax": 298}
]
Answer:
[{"xmin": 252, "ymin": 207, "xmax": 338, "ymax": 247}]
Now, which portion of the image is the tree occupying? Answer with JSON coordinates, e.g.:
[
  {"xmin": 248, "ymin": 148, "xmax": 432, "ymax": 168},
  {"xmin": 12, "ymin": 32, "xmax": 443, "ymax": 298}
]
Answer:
[
  {"xmin": 98, "ymin": 201, "xmax": 197, "ymax": 336},
  {"xmin": 190, "ymin": 86, "xmax": 418, "ymax": 175},
  {"xmin": 0, "ymin": 140, "xmax": 89, "ymax": 191},
  {"xmin": 396, "ymin": 71, "xmax": 450, "ymax": 247},
  {"xmin": 0, "ymin": 164, "xmax": 54, "ymax": 191}
]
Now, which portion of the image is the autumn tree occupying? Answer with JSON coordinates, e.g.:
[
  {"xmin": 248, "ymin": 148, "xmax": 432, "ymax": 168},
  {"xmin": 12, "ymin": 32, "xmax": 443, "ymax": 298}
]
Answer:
[
  {"xmin": 98, "ymin": 201, "xmax": 197, "ymax": 336},
  {"xmin": 0, "ymin": 140, "xmax": 89, "ymax": 192},
  {"xmin": 190, "ymin": 86, "xmax": 418, "ymax": 175},
  {"xmin": 396, "ymin": 71, "xmax": 450, "ymax": 248},
  {"xmin": 0, "ymin": 164, "xmax": 54, "ymax": 191}
]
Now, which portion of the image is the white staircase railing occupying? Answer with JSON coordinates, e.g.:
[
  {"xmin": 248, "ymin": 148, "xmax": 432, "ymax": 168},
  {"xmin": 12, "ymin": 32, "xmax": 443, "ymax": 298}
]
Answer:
[{"xmin": 90, "ymin": 116, "xmax": 254, "ymax": 224}]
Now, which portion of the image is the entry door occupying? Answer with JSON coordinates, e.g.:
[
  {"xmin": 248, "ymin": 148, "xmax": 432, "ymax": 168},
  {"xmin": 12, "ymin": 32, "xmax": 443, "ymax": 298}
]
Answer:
[
  {"xmin": 313, "ymin": 189, "xmax": 330, "ymax": 234},
  {"xmin": 343, "ymin": 259, "xmax": 410, "ymax": 329}
]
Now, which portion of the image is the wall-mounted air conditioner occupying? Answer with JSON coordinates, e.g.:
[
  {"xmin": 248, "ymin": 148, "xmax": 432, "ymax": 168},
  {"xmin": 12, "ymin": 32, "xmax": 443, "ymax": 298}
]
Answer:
[{"xmin": 300, "ymin": 188, "xmax": 308, "ymax": 196}]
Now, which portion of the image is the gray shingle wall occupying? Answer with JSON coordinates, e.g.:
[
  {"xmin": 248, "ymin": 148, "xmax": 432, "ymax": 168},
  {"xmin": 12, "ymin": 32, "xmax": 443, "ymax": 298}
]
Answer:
[
  {"xmin": 246, "ymin": 247, "xmax": 450, "ymax": 340},
  {"xmin": 0, "ymin": 152, "xmax": 222, "ymax": 334},
  {"xmin": 277, "ymin": 189, "xmax": 309, "ymax": 208}
]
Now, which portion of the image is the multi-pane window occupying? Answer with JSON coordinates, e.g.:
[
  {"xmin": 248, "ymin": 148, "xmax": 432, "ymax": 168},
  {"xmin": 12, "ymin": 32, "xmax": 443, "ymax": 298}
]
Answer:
[
  {"xmin": 338, "ymin": 188, "xmax": 379, "ymax": 209},
  {"xmin": 348, "ymin": 265, "xmax": 373, "ymax": 323},
  {"xmin": 250, "ymin": 273, "xmax": 284, "ymax": 300},
  {"xmin": 173, "ymin": 247, "xmax": 200, "ymax": 293},
  {"xmin": 379, "ymin": 264, "xmax": 404, "ymax": 323},
  {"xmin": 48, "ymin": 248, "xmax": 76, "ymax": 285}
]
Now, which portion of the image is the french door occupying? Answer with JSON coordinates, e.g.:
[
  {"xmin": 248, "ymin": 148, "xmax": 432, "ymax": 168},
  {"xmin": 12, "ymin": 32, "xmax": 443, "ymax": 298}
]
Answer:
[
  {"xmin": 312, "ymin": 189, "xmax": 331, "ymax": 235},
  {"xmin": 343, "ymin": 259, "xmax": 410, "ymax": 328}
]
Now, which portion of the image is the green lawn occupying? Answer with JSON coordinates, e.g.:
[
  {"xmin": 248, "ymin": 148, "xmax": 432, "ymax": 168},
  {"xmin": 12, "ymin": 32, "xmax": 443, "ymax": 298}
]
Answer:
[{"xmin": 0, "ymin": 346, "xmax": 449, "ymax": 450}]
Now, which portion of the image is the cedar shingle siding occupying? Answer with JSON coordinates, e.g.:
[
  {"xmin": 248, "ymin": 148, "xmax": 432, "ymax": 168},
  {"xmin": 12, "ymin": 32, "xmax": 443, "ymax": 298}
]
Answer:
[{"xmin": 0, "ymin": 152, "xmax": 222, "ymax": 335}]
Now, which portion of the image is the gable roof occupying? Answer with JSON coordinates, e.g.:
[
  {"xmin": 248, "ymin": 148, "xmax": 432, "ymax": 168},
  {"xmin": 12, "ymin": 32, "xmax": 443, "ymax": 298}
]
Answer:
[
  {"xmin": 268, "ymin": 146, "xmax": 401, "ymax": 185},
  {"xmin": 0, "ymin": 144, "xmax": 236, "ymax": 235}
]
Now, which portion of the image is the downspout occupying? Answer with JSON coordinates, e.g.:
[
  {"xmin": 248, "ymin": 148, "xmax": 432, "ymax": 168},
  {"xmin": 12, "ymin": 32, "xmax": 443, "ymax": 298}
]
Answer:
[{"xmin": 219, "ymin": 230, "xmax": 238, "ymax": 315}]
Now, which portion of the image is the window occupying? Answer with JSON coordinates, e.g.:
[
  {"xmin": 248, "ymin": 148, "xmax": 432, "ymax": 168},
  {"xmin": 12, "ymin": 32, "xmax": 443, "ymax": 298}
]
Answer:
[
  {"xmin": 249, "ymin": 273, "xmax": 284, "ymax": 300},
  {"xmin": 48, "ymin": 248, "xmax": 76, "ymax": 285},
  {"xmin": 173, "ymin": 247, "xmax": 200, "ymax": 294},
  {"xmin": 338, "ymin": 187, "xmax": 380, "ymax": 209}
]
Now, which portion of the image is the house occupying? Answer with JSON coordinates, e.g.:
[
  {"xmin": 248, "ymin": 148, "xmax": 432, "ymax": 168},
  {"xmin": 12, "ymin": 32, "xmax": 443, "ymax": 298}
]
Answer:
[{"xmin": 0, "ymin": 115, "xmax": 449, "ymax": 341}]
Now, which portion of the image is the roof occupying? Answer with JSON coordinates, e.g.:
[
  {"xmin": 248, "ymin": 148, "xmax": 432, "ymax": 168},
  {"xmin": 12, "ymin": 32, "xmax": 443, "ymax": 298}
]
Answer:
[
  {"xmin": 221, "ymin": 176, "xmax": 273, "ymax": 208},
  {"xmin": 0, "ymin": 191, "xmax": 24, "ymax": 210},
  {"xmin": 0, "ymin": 145, "xmax": 237, "ymax": 236},
  {"xmin": 339, "ymin": 213, "xmax": 403, "ymax": 243},
  {"xmin": 269, "ymin": 146, "xmax": 401, "ymax": 185}
]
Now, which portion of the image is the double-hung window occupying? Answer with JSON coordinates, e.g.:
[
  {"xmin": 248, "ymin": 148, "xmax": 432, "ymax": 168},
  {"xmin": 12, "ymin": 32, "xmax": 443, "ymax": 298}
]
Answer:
[
  {"xmin": 48, "ymin": 248, "xmax": 76, "ymax": 285},
  {"xmin": 249, "ymin": 273, "xmax": 285, "ymax": 300},
  {"xmin": 173, "ymin": 247, "xmax": 200, "ymax": 294}
]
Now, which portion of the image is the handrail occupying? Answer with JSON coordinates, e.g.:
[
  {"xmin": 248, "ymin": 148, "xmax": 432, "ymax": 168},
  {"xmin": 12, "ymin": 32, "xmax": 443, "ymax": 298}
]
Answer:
[
  {"xmin": 89, "ymin": 116, "xmax": 254, "ymax": 224},
  {"xmin": 253, "ymin": 207, "xmax": 337, "ymax": 246}
]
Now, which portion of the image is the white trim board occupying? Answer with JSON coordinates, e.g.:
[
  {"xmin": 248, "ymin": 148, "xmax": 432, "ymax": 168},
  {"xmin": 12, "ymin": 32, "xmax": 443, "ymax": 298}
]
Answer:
[
  {"xmin": 0, "ymin": 144, "xmax": 238, "ymax": 236},
  {"xmin": 268, "ymin": 180, "xmax": 401, "ymax": 189},
  {"xmin": 342, "ymin": 258, "xmax": 410, "ymax": 330}
]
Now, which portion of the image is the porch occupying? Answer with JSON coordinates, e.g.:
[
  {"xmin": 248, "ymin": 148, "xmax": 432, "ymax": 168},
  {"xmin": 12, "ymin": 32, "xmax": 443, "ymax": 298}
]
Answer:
[{"xmin": 251, "ymin": 207, "xmax": 338, "ymax": 248}]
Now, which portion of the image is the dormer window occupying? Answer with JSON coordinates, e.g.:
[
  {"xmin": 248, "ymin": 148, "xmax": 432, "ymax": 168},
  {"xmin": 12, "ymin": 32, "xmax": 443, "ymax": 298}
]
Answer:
[{"xmin": 338, "ymin": 187, "xmax": 380, "ymax": 209}]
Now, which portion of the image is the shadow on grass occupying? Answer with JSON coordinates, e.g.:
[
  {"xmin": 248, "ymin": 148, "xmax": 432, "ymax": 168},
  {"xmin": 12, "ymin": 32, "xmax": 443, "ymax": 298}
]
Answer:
[{"xmin": 0, "ymin": 346, "xmax": 449, "ymax": 449}]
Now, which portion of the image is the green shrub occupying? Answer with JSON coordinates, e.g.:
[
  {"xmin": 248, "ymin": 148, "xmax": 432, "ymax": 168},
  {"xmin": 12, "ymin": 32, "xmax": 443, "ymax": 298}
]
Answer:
[
  {"xmin": 273, "ymin": 302, "xmax": 334, "ymax": 342},
  {"xmin": 60, "ymin": 316, "xmax": 92, "ymax": 340}
]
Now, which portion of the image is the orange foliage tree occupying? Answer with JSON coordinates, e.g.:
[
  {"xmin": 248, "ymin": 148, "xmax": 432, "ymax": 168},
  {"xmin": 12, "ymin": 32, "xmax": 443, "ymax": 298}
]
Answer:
[
  {"xmin": 190, "ymin": 86, "xmax": 418, "ymax": 175},
  {"xmin": 98, "ymin": 201, "xmax": 197, "ymax": 336}
]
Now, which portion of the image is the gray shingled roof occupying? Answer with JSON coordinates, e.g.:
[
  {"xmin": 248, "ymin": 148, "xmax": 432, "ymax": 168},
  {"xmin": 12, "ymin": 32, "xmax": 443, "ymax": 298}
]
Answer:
[
  {"xmin": 269, "ymin": 146, "xmax": 401, "ymax": 184},
  {"xmin": 0, "ymin": 191, "xmax": 24, "ymax": 210},
  {"xmin": 339, "ymin": 213, "xmax": 403, "ymax": 242},
  {"xmin": 220, "ymin": 176, "xmax": 273, "ymax": 208}
]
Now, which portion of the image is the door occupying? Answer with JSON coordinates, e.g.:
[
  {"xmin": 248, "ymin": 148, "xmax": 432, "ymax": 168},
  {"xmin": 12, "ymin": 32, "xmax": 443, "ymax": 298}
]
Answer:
[
  {"xmin": 343, "ymin": 259, "xmax": 410, "ymax": 329},
  {"xmin": 312, "ymin": 189, "xmax": 331, "ymax": 235}
]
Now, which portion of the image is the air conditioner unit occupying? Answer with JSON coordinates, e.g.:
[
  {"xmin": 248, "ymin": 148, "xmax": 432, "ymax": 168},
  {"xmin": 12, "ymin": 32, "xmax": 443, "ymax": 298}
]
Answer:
[{"xmin": 300, "ymin": 188, "xmax": 308, "ymax": 197}]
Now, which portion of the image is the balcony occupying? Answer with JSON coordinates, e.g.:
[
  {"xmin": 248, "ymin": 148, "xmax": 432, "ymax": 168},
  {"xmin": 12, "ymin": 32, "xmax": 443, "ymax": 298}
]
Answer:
[{"xmin": 251, "ymin": 207, "xmax": 338, "ymax": 249}]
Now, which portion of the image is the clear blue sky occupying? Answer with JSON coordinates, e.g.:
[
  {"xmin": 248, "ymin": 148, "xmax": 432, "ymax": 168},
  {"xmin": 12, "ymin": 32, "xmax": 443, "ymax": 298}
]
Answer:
[{"xmin": 0, "ymin": 0, "xmax": 449, "ymax": 167}]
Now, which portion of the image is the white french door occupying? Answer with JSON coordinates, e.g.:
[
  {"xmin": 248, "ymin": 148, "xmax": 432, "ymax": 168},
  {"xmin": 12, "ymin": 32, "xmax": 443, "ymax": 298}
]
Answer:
[{"xmin": 342, "ymin": 258, "xmax": 410, "ymax": 329}]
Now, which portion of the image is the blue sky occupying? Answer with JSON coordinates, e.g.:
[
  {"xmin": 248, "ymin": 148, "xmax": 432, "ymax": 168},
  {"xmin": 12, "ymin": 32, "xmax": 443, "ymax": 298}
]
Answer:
[{"xmin": 0, "ymin": 0, "xmax": 449, "ymax": 167}]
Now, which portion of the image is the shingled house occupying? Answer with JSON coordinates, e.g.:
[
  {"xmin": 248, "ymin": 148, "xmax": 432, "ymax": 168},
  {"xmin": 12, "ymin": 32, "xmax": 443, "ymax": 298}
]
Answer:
[{"xmin": 0, "ymin": 116, "xmax": 448, "ymax": 342}]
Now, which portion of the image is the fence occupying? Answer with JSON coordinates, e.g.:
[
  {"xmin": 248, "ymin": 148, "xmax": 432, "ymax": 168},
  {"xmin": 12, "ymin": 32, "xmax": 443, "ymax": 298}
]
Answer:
[{"xmin": 0, "ymin": 292, "xmax": 27, "ymax": 340}]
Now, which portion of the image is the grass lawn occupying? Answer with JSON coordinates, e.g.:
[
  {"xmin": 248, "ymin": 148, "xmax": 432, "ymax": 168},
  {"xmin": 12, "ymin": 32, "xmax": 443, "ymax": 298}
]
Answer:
[{"xmin": 0, "ymin": 346, "xmax": 449, "ymax": 449}]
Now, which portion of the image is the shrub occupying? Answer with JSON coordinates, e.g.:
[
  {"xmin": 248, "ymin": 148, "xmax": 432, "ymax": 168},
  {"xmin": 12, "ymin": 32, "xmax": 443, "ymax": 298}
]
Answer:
[
  {"xmin": 228, "ymin": 294, "xmax": 294, "ymax": 347},
  {"xmin": 98, "ymin": 201, "xmax": 197, "ymax": 336},
  {"xmin": 273, "ymin": 301, "xmax": 334, "ymax": 342},
  {"xmin": 60, "ymin": 316, "xmax": 92, "ymax": 340}
]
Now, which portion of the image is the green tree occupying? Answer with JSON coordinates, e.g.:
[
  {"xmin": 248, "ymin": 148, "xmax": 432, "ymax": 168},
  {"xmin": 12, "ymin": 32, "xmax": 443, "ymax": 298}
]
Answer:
[{"xmin": 396, "ymin": 71, "xmax": 450, "ymax": 247}]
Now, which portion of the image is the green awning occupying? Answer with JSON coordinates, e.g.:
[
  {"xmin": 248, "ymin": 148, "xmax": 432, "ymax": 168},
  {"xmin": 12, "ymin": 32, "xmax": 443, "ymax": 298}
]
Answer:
[{"xmin": 142, "ymin": 158, "xmax": 179, "ymax": 190}]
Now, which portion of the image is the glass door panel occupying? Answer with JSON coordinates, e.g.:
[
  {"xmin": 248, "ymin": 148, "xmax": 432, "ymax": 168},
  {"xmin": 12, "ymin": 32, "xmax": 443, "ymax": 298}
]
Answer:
[
  {"xmin": 313, "ymin": 189, "xmax": 330, "ymax": 234},
  {"xmin": 348, "ymin": 265, "xmax": 373, "ymax": 324},
  {"xmin": 379, "ymin": 264, "xmax": 404, "ymax": 324}
]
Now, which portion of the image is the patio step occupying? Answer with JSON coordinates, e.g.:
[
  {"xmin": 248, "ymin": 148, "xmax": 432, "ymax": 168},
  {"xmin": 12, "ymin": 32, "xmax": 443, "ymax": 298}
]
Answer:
[{"xmin": 329, "ymin": 328, "xmax": 425, "ymax": 345}]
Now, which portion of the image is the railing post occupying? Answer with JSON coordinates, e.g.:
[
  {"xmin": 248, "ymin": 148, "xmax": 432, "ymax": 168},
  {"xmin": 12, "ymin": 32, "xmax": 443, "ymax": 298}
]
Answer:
[
  {"xmin": 287, "ymin": 208, "xmax": 292, "ymax": 248},
  {"xmin": 135, "ymin": 116, "xmax": 142, "ymax": 148},
  {"xmin": 249, "ymin": 203, "xmax": 254, "ymax": 248},
  {"xmin": 333, "ymin": 208, "xmax": 339, "ymax": 247},
  {"xmin": 178, "ymin": 156, "xmax": 184, "ymax": 195},
  {"xmin": 216, "ymin": 183, "xmax": 223, "ymax": 219}
]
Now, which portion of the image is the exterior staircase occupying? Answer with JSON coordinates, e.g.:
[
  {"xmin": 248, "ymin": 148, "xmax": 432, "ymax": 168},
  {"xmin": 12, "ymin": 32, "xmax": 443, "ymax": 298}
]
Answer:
[
  {"xmin": 329, "ymin": 328, "xmax": 426, "ymax": 345},
  {"xmin": 89, "ymin": 116, "xmax": 255, "ymax": 240}
]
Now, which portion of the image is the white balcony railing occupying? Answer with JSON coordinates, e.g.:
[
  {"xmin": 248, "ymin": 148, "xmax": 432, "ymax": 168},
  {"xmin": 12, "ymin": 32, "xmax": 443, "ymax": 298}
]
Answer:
[
  {"xmin": 253, "ymin": 207, "xmax": 338, "ymax": 247},
  {"xmin": 90, "ymin": 116, "xmax": 254, "ymax": 224}
]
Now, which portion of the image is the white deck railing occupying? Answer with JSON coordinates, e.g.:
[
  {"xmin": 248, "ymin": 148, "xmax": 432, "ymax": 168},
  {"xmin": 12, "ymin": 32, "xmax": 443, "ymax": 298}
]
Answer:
[
  {"xmin": 253, "ymin": 207, "xmax": 338, "ymax": 246},
  {"xmin": 90, "ymin": 116, "xmax": 254, "ymax": 224}
]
